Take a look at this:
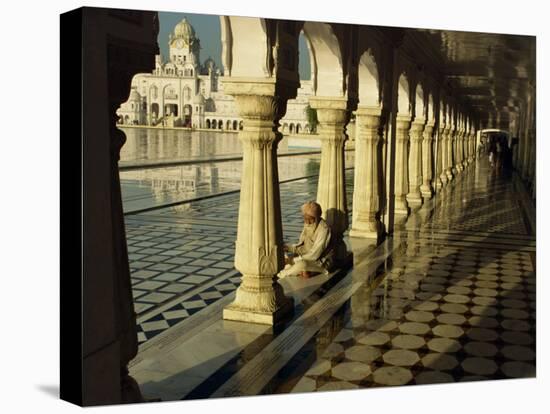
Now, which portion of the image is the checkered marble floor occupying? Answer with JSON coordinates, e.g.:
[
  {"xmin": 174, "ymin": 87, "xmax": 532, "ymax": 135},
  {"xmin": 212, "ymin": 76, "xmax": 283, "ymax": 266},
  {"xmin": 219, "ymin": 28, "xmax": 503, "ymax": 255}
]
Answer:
[
  {"xmin": 127, "ymin": 158, "xmax": 535, "ymax": 401},
  {"xmin": 126, "ymin": 170, "xmax": 355, "ymax": 345},
  {"xmin": 290, "ymin": 244, "xmax": 535, "ymax": 392},
  {"xmin": 288, "ymin": 163, "xmax": 535, "ymax": 393}
]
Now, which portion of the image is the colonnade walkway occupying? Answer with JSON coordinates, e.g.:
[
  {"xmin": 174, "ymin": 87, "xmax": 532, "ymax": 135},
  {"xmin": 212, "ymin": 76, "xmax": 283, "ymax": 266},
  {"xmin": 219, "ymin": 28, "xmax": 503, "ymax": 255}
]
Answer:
[{"xmin": 125, "ymin": 157, "xmax": 535, "ymax": 400}]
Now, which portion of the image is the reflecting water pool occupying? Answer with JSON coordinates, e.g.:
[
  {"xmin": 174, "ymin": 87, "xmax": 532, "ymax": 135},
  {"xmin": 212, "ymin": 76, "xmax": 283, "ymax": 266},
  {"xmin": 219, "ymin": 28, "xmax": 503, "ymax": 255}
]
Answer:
[{"xmin": 118, "ymin": 127, "xmax": 354, "ymax": 212}]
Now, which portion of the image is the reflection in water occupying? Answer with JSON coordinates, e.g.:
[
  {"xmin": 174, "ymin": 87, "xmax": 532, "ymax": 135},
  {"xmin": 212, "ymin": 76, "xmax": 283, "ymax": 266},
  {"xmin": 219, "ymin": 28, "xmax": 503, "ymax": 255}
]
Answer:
[
  {"xmin": 119, "ymin": 127, "xmax": 354, "ymax": 212},
  {"xmin": 119, "ymin": 127, "xmax": 243, "ymax": 163}
]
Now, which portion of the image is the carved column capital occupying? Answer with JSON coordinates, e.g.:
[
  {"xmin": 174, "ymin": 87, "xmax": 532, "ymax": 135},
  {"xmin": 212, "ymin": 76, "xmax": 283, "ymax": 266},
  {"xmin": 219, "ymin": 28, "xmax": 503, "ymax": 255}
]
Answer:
[
  {"xmin": 409, "ymin": 119, "xmax": 425, "ymax": 141},
  {"xmin": 356, "ymin": 106, "xmax": 382, "ymax": 141},
  {"xmin": 423, "ymin": 122, "xmax": 435, "ymax": 142}
]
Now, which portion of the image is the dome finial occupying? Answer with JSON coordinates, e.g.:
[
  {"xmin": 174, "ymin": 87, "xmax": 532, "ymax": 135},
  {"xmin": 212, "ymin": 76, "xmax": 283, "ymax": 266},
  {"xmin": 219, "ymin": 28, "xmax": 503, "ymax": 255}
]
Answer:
[{"xmin": 173, "ymin": 16, "xmax": 196, "ymax": 42}]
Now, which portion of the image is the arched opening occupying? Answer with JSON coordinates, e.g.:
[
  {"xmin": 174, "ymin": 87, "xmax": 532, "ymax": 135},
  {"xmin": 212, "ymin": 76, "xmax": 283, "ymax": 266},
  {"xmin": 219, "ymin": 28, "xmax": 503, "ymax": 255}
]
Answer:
[
  {"xmin": 226, "ymin": 120, "xmax": 232, "ymax": 130},
  {"xmin": 164, "ymin": 103, "xmax": 178, "ymax": 117},
  {"xmin": 415, "ymin": 83, "xmax": 425, "ymax": 121},
  {"xmin": 302, "ymin": 21, "xmax": 344, "ymax": 97},
  {"xmin": 239, "ymin": 121, "xmax": 244, "ymax": 130},
  {"xmin": 298, "ymin": 30, "xmax": 312, "ymax": 81},
  {"xmin": 233, "ymin": 120, "xmax": 238, "ymax": 130},
  {"xmin": 183, "ymin": 86, "xmax": 191, "ymax": 101},
  {"xmin": 206, "ymin": 119, "xmax": 211, "ymax": 129},
  {"xmin": 124, "ymin": 115, "xmax": 130, "ymax": 124},
  {"xmin": 358, "ymin": 49, "xmax": 380, "ymax": 107},
  {"xmin": 218, "ymin": 119, "xmax": 223, "ymax": 129},
  {"xmin": 397, "ymin": 73, "xmax": 411, "ymax": 116},
  {"xmin": 182, "ymin": 104, "xmax": 192, "ymax": 127},
  {"xmin": 289, "ymin": 123, "xmax": 295, "ymax": 134},
  {"xmin": 296, "ymin": 124, "xmax": 301, "ymax": 134},
  {"xmin": 150, "ymin": 103, "xmax": 159, "ymax": 124}
]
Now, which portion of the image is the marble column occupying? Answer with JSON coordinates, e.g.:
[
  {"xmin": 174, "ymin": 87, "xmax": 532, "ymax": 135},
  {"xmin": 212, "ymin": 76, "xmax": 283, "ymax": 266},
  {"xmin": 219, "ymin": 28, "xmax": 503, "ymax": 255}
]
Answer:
[
  {"xmin": 350, "ymin": 106, "xmax": 382, "ymax": 240},
  {"xmin": 420, "ymin": 119, "xmax": 435, "ymax": 199},
  {"xmin": 395, "ymin": 115, "xmax": 411, "ymax": 216},
  {"xmin": 457, "ymin": 128, "xmax": 465, "ymax": 172},
  {"xmin": 439, "ymin": 125, "xmax": 450, "ymax": 186},
  {"xmin": 463, "ymin": 129, "xmax": 470, "ymax": 166},
  {"xmin": 464, "ymin": 131, "xmax": 470, "ymax": 166},
  {"xmin": 446, "ymin": 127, "xmax": 455, "ymax": 181},
  {"xmin": 222, "ymin": 79, "xmax": 294, "ymax": 325},
  {"xmin": 466, "ymin": 129, "xmax": 475, "ymax": 165},
  {"xmin": 310, "ymin": 96, "xmax": 352, "ymax": 263},
  {"xmin": 434, "ymin": 127, "xmax": 444, "ymax": 190},
  {"xmin": 470, "ymin": 131, "xmax": 477, "ymax": 163},
  {"xmin": 451, "ymin": 128, "xmax": 459, "ymax": 175},
  {"xmin": 406, "ymin": 119, "xmax": 424, "ymax": 208}
]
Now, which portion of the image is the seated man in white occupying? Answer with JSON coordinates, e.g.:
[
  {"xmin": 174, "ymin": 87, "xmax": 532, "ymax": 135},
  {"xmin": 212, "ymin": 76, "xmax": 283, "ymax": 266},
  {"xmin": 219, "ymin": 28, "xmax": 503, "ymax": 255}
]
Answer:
[{"xmin": 279, "ymin": 201, "xmax": 335, "ymax": 279}]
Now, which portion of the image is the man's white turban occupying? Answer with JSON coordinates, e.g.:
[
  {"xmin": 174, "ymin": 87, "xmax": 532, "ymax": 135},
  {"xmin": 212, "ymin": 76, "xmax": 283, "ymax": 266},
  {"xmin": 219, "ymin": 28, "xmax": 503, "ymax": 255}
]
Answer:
[{"xmin": 301, "ymin": 201, "xmax": 322, "ymax": 218}]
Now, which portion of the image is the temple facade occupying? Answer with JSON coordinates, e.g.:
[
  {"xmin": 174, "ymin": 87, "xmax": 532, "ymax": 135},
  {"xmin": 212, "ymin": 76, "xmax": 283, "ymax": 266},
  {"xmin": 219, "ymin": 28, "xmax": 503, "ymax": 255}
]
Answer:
[{"xmin": 117, "ymin": 17, "xmax": 313, "ymax": 133}]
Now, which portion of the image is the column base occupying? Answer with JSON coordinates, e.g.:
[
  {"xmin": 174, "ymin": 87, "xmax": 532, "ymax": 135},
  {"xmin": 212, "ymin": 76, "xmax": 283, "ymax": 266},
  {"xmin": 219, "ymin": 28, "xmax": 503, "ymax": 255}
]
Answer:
[
  {"xmin": 406, "ymin": 192, "xmax": 423, "ymax": 208},
  {"xmin": 223, "ymin": 295, "xmax": 294, "ymax": 325},
  {"xmin": 420, "ymin": 184, "xmax": 433, "ymax": 200},
  {"xmin": 394, "ymin": 206, "xmax": 410, "ymax": 216},
  {"xmin": 349, "ymin": 226, "xmax": 381, "ymax": 240},
  {"xmin": 394, "ymin": 198, "xmax": 410, "ymax": 216},
  {"xmin": 421, "ymin": 190, "xmax": 433, "ymax": 200}
]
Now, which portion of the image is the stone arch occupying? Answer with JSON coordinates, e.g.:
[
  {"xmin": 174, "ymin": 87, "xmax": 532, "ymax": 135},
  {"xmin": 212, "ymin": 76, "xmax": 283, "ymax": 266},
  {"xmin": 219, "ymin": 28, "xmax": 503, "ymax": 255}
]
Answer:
[
  {"xmin": 239, "ymin": 120, "xmax": 244, "ymax": 130},
  {"xmin": 226, "ymin": 120, "xmax": 232, "ymax": 130},
  {"xmin": 220, "ymin": 16, "xmax": 272, "ymax": 77},
  {"xmin": 302, "ymin": 21, "xmax": 344, "ymax": 96},
  {"xmin": 206, "ymin": 119, "xmax": 211, "ymax": 129},
  {"xmin": 397, "ymin": 72, "xmax": 411, "ymax": 116},
  {"xmin": 357, "ymin": 49, "xmax": 380, "ymax": 107},
  {"xmin": 218, "ymin": 119, "xmax": 223, "ymax": 129},
  {"xmin": 233, "ymin": 120, "xmax": 238, "ymax": 130},
  {"xmin": 289, "ymin": 123, "xmax": 295, "ymax": 134},
  {"xmin": 296, "ymin": 124, "xmax": 301, "ymax": 134}
]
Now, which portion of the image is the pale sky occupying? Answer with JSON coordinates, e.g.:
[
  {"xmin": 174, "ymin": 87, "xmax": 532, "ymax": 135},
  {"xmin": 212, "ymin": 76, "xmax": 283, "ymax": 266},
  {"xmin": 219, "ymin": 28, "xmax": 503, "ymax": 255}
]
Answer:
[{"xmin": 158, "ymin": 11, "xmax": 310, "ymax": 79}]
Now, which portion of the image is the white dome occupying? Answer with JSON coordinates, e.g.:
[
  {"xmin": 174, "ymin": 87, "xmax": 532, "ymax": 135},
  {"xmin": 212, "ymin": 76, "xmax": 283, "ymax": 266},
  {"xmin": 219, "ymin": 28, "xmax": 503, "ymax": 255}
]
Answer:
[
  {"xmin": 173, "ymin": 18, "xmax": 196, "ymax": 42},
  {"xmin": 128, "ymin": 88, "xmax": 141, "ymax": 101},
  {"xmin": 192, "ymin": 93, "xmax": 205, "ymax": 105}
]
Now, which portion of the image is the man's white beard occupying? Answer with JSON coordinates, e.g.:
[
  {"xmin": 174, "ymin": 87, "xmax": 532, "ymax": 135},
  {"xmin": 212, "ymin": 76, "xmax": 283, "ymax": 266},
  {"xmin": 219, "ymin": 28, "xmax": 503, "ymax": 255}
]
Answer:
[{"xmin": 304, "ymin": 222, "xmax": 316, "ymax": 234}]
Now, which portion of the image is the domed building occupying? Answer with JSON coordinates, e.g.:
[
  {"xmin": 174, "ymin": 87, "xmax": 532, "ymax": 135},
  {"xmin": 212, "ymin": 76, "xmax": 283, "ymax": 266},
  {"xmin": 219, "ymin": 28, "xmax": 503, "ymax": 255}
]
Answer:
[{"xmin": 117, "ymin": 17, "xmax": 312, "ymax": 133}]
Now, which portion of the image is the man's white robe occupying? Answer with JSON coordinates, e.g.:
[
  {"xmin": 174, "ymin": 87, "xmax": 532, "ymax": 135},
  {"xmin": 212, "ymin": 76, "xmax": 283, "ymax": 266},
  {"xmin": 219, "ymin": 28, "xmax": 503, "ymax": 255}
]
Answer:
[{"xmin": 279, "ymin": 218, "xmax": 333, "ymax": 278}]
